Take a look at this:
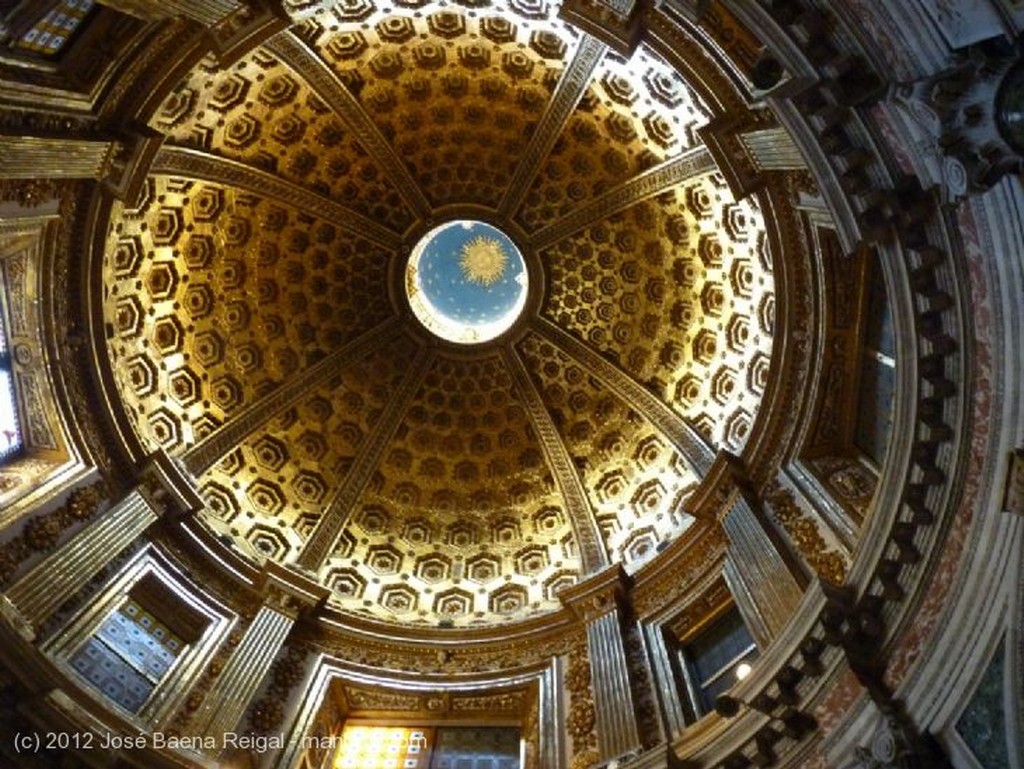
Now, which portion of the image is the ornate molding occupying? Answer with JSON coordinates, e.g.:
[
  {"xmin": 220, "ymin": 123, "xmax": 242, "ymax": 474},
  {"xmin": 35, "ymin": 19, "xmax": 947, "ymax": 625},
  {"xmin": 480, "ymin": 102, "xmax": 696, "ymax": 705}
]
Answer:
[
  {"xmin": 764, "ymin": 482, "xmax": 847, "ymax": 586},
  {"xmin": 502, "ymin": 345, "xmax": 607, "ymax": 573},
  {"xmin": 151, "ymin": 145, "xmax": 402, "ymax": 249},
  {"xmin": 266, "ymin": 31, "xmax": 431, "ymax": 221},
  {"xmin": 497, "ymin": 34, "xmax": 608, "ymax": 219}
]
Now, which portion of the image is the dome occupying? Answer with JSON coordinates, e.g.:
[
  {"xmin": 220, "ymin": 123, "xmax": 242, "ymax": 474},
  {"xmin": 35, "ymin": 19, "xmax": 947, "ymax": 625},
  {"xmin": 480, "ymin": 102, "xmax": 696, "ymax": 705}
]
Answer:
[
  {"xmin": 1, "ymin": 2, "xmax": 1021, "ymax": 769},
  {"xmin": 99, "ymin": 0, "xmax": 774, "ymax": 628}
]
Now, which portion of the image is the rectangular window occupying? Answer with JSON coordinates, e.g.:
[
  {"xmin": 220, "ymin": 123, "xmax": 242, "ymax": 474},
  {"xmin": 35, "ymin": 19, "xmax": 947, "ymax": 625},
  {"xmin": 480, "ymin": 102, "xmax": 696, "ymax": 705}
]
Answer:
[
  {"xmin": 334, "ymin": 726, "xmax": 521, "ymax": 769},
  {"xmin": 853, "ymin": 262, "xmax": 896, "ymax": 466},
  {"xmin": 69, "ymin": 598, "xmax": 185, "ymax": 714},
  {"xmin": 63, "ymin": 571, "xmax": 212, "ymax": 717},
  {"xmin": 0, "ymin": 299, "xmax": 23, "ymax": 463},
  {"xmin": 13, "ymin": 0, "xmax": 94, "ymax": 57},
  {"xmin": 679, "ymin": 606, "xmax": 758, "ymax": 718}
]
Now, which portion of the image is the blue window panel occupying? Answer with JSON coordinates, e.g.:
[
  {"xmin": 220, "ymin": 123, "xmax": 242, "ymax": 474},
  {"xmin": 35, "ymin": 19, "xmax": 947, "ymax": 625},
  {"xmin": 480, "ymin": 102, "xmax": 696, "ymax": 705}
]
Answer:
[{"xmin": 0, "ymin": 303, "xmax": 22, "ymax": 461}]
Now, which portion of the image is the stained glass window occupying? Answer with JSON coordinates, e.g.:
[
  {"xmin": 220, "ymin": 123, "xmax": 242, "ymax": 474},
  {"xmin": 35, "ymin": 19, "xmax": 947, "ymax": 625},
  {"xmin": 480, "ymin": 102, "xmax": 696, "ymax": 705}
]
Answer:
[{"xmin": 0, "ymin": 302, "xmax": 22, "ymax": 463}]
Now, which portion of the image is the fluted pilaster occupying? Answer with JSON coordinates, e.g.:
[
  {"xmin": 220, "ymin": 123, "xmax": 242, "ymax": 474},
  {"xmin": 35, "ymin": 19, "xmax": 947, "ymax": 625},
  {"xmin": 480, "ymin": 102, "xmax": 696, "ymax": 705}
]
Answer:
[
  {"xmin": 0, "ymin": 136, "xmax": 120, "ymax": 180},
  {"xmin": 4, "ymin": 490, "xmax": 157, "ymax": 631},
  {"xmin": 643, "ymin": 621, "xmax": 688, "ymax": 738},
  {"xmin": 588, "ymin": 610, "xmax": 643, "ymax": 762},
  {"xmin": 721, "ymin": 496, "xmax": 805, "ymax": 644},
  {"xmin": 739, "ymin": 127, "xmax": 807, "ymax": 171},
  {"xmin": 562, "ymin": 566, "xmax": 643, "ymax": 764},
  {"xmin": 96, "ymin": 0, "xmax": 239, "ymax": 25},
  {"xmin": 539, "ymin": 657, "xmax": 568, "ymax": 769},
  {"xmin": 192, "ymin": 603, "xmax": 294, "ymax": 740}
]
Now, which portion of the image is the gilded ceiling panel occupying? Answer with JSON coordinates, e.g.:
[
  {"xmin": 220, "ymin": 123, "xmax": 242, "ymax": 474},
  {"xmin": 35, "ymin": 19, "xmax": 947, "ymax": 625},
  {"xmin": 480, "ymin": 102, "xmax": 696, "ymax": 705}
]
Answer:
[
  {"xmin": 518, "ymin": 332, "xmax": 697, "ymax": 567},
  {"xmin": 323, "ymin": 481, "xmax": 579, "ymax": 626},
  {"xmin": 323, "ymin": 352, "xmax": 583, "ymax": 625},
  {"xmin": 196, "ymin": 334, "xmax": 421, "ymax": 566},
  {"xmin": 97, "ymin": 0, "xmax": 777, "ymax": 629},
  {"xmin": 103, "ymin": 175, "xmax": 393, "ymax": 455},
  {"xmin": 541, "ymin": 172, "xmax": 773, "ymax": 450},
  {"xmin": 150, "ymin": 48, "xmax": 413, "ymax": 232},
  {"xmin": 308, "ymin": 7, "xmax": 572, "ymax": 209},
  {"xmin": 515, "ymin": 44, "xmax": 710, "ymax": 232}
]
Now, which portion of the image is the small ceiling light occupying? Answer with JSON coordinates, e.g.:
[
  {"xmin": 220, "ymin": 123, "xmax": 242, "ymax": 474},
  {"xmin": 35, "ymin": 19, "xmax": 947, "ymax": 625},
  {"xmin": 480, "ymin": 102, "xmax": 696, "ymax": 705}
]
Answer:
[{"xmin": 735, "ymin": 662, "xmax": 752, "ymax": 681}]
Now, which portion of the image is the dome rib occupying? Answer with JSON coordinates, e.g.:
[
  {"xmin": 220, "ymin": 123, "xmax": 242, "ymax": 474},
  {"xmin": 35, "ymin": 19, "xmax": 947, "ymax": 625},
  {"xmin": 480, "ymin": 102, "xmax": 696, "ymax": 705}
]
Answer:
[
  {"xmin": 265, "ymin": 31, "xmax": 433, "ymax": 220},
  {"xmin": 182, "ymin": 316, "xmax": 404, "ymax": 477},
  {"xmin": 532, "ymin": 317, "xmax": 714, "ymax": 477},
  {"xmin": 496, "ymin": 33, "xmax": 608, "ymax": 218},
  {"xmin": 296, "ymin": 346, "xmax": 436, "ymax": 572},
  {"xmin": 152, "ymin": 145, "xmax": 402, "ymax": 249},
  {"xmin": 100, "ymin": 0, "xmax": 775, "ymax": 627},
  {"xmin": 530, "ymin": 146, "xmax": 716, "ymax": 252},
  {"xmin": 500, "ymin": 345, "xmax": 608, "ymax": 573}
]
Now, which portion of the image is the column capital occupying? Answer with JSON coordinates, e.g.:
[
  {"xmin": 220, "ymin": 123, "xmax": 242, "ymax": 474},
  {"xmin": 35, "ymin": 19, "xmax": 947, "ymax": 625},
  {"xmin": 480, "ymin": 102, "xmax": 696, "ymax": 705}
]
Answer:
[
  {"xmin": 102, "ymin": 127, "xmax": 164, "ymax": 207},
  {"xmin": 685, "ymin": 449, "xmax": 741, "ymax": 521},
  {"xmin": 138, "ymin": 449, "xmax": 204, "ymax": 519},
  {"xmin": 0, "ymin": 594, "xmax": 34, "ymax": 641},
  {"xmin": 559, "ymin": 564, "xmax": 632, "ymax": 623},
  {"xmin": 257, "ymin": 561, "xmax": 331, "ymax": 620}
]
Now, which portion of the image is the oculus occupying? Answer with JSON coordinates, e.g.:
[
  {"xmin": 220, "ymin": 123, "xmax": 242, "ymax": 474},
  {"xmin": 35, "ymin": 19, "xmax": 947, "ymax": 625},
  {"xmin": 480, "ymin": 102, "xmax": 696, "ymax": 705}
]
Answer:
[{"xmin": 406, "ymin": 221, "xmax": 528, "ymax": 344}]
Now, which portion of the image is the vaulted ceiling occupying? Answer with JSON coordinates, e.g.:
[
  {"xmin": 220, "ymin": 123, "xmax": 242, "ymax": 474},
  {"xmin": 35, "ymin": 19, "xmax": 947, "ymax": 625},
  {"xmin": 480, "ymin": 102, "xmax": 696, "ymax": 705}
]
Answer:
[{"xmin": 98, "ymin": 0, "xmax": 775, "ymax": 627}]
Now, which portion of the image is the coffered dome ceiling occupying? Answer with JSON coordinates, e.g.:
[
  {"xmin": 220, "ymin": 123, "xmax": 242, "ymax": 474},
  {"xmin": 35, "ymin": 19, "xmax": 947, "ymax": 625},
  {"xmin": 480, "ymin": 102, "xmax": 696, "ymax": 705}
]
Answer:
[{"xmin": 99, "ymin": 0, "xmax": 774, "ymax": 627}]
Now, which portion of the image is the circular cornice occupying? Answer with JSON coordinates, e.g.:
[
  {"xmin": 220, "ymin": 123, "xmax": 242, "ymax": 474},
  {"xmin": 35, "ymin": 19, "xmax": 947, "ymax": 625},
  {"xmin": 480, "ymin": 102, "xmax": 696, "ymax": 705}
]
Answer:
[{"xmin": 90, "ymin": 0, "xmax": 783, "ymax": 635}]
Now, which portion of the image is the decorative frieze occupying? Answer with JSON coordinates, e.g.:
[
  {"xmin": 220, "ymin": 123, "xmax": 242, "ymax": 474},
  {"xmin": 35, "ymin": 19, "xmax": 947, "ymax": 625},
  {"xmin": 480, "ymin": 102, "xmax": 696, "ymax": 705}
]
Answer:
[
  {"xmin": 566, "ymin": 636, "xmax": 599, "ymax": 769},
  {"xmin": 0, "ymin": 481, "xmax": 106, "ymax": 586},
  {"xmin": 764, "ymin": 481, "xmax": 848, "ymax": 586}
]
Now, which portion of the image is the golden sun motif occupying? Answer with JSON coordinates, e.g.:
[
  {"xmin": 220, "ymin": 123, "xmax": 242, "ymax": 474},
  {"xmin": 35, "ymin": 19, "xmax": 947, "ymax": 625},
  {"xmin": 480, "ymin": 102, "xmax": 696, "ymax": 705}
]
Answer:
[{"xmin": 460, "ymin": 236, "xmax": 508, "ymax": 286}]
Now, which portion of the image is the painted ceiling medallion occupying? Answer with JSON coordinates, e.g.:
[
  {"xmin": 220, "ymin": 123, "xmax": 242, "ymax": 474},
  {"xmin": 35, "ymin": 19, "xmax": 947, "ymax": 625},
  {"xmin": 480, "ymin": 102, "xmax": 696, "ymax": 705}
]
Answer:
[
  {"xmin": 461, "ymin": 236, "xmax": 509, "ymax": 286},
  {"xmin": 406, "ymin": 221, "xmax": 528, "ymax": 344}
]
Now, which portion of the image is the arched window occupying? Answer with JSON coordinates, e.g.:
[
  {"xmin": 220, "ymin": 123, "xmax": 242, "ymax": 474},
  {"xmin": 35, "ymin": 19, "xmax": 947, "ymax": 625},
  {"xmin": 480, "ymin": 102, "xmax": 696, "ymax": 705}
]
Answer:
[{"xmin": 0, "ymin": 301, "xmax": 23, "ymax": 463}]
